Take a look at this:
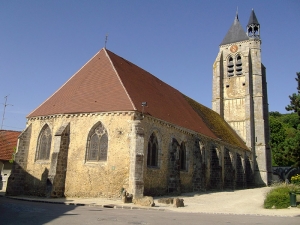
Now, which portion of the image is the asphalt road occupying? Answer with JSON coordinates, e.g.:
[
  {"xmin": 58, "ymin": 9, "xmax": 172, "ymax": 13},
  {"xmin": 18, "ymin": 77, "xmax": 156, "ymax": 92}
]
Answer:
[{"xmin": 0, "ymin": 197, "xmax": 299, "ymax": 225}]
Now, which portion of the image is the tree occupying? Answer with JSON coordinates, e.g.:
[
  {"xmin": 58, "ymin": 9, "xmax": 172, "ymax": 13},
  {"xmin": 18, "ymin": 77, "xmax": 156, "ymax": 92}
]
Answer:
[
  {"xmin": 286, "ymin": 72, "xmax": 300, "ymax": 117},
  {"xmin": 269, "ymin": 72, "xmax": 300, "ymax": 167},
  {"xmin": 269, "ymin": 115, "xmax": 286, "ymax": 166},
  {"xmin": 284, "ymin": 72, "xmax": 300, "ymax": 167},
  {"xmin": 270, "ymin": 112, "xmax": 300, "ymax": 166}
]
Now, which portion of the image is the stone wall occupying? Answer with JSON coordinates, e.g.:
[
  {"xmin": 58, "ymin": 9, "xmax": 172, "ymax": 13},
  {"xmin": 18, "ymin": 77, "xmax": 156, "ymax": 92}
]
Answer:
[
  {"xmin": 7, "ymin": 111, "xmax": 254, "ymax": 198},
  {"xmin": 10, "ymin": 112, "xmax": 134, "ymax": 198},
  {"xmin": 212, "ymin": 39, "xmax": 271, "ymax": 186},
  {"xmin": 48, "ymin": 123, "xmax": 70, "ymax": 197},
  {"xmin": 6, "ymin": 125, "xmax": 32, "ymax": 196},
  {"xmin": 141, "ymin": 115, "xmax": 253, "ymax": 196}
]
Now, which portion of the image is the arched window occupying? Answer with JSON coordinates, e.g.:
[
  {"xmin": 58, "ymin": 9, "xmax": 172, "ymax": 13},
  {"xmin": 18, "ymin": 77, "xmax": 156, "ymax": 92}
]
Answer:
[
  {"xmin": 227, "ymin": 56, "xmax": 234, "ymax": 77},
  {"xmin": 36, "ymin": 125, "xmax": 52, "ymax": 160},
  {"xmin": 235, "ymin": 55, "xmax": 242, "ymax": 75},
  {"xmin": 86, "ymin": 122, "xmax": 108, "ymax": 162},
  {"xmin": 147, "ymin": 132, "xmax": 158, "ymax": 167},
  {"xmin": 179, "ymin": 142, "xmax": 186, "ymax": 171}
]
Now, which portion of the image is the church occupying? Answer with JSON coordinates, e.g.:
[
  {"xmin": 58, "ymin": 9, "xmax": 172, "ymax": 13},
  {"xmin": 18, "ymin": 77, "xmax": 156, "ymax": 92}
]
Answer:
[{"xmin": 7, "ymin": 9, "xmax": 272, "ymax": 198}]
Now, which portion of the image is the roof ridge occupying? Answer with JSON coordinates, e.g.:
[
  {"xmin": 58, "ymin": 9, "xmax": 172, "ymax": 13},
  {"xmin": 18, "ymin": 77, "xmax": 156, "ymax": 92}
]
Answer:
[
  {"xmin": 27, "ymin": 49, "xmax": 104, "ymax": 118},
  {"xmin": 104, "ymin": 49, "xmax": 136, "ymax": 110},
  {"xmin": 105, "ymin": 49, "xmax": 182, "ymax": 100},
  {"xmin": 0, "ymin": 130, "xmax": 21, "ymax": 133}
]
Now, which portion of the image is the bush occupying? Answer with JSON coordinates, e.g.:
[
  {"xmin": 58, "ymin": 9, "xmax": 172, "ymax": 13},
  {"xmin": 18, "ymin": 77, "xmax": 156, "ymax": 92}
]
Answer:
[
  {"xmin": 264, "ymin": 183, "xmax": 300, "ymax": 209},
  {"xmin": 291, "ymin": 174, "xmax": 300, "ymax": 185}
]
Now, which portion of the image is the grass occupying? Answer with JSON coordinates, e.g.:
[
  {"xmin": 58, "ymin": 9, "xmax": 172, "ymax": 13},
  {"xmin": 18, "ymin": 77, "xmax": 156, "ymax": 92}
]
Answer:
[{"xmin": 264, "ymin": 183, "xmax": 300, "ymax": 209}]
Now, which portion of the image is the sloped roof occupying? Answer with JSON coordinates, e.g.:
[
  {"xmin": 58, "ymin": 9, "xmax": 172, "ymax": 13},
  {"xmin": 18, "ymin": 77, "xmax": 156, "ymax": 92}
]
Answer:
[
  {"xmin": 247, "ymin": 9, "xmax": 259, "ymax": 26},
  {"xmin": 28, "ymin": 48, "xmax": 248, "ymax": 149},
  {"xmin": 28, "ymin": 49, "xmax": 134, "ymax": 116},
  {"xmin": 220, "ymin": 14, "xmax": 249, "ymax": 45},
  {"xmin": 184, "ymin": 96, "xmax": 247, "ymax": 149},
  {"xmin": 0, "ymin": 130, "xmax": 20, "ymax": 161}
]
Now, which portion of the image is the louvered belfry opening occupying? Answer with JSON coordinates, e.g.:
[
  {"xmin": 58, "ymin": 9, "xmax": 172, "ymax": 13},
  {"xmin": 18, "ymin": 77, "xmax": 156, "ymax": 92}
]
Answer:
[
  {"xmin": 236, "ymin": 55, "xmax": 242, "ymax": 75},
  {"xmin": 227, "ymin": 56, "xmax": 234, "ymax": 77}
]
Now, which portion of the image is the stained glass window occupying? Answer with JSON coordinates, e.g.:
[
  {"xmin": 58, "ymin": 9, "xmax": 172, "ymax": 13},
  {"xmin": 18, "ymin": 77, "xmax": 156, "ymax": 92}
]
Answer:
[
  {"xmin": 36, "ymin": 125, "xmax": 52, "ymax": 160},
  {"xmin": 86, "ymin": 122, "xmax": 108, "ymax": 162}
]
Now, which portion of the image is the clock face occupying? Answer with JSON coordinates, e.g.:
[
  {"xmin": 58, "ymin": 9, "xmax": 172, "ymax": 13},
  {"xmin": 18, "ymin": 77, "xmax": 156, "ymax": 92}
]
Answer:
[{"xmin": 230, "ymin": 45, "xmax": 238, "ymax": 53}]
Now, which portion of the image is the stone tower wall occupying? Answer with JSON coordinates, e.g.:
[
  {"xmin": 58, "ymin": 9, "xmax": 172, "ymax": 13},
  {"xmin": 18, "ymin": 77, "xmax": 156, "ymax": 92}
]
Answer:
[{"xmin": 212, "ymin": 39, "xmax": 271, "ymax": 185}]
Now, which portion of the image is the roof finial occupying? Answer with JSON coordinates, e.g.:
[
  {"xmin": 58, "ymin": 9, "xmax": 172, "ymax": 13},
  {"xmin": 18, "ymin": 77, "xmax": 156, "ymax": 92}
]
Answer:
[
  {"xmin": 104, "ymin": 33, "xmax": 109, "ymax": 49},
  {"xmin": 236, "ymin": 6, "xmax": 239, "ymax": 20}
]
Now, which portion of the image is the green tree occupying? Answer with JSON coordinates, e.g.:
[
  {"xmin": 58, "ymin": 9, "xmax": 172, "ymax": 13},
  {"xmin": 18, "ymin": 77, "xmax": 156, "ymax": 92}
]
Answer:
[
  {"xmin": 270, "ymin": 112, "xmax": 290, "ymax": 166},
  {"xmin": 269, "ymin": 114, "xmax": 286, "ymax": 166},
  {"xmin": 284, "ymin": 72, "xmax": 300, "ymax": 167},
  {"xmin": 269, "ymin": 72, "xmax": 300, "ymax": 167},
  {"xmin": 286, "ymin": 72, "xmax": 300, "ymax": 117},
  {"xmin": 270, "ymin": 112, "xmax": 300, "ymax": 166}
]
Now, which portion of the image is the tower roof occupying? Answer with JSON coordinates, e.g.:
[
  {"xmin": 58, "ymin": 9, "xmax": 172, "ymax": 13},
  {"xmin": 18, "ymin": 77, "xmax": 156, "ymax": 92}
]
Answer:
[
  {"xmin": 220, "ymin": 14, "xmax": 249, "ymax": 45},
  {"xmin": 28, "ymin": 48, "xmax": 248, "ymax": 149},
  {"xmin": 247, "ymin": 9, "xmax": 259, "ymax": 26}
]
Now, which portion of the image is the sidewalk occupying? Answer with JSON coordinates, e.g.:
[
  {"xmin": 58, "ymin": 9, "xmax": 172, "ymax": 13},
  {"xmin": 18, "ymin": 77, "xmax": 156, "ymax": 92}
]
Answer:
[{"xmin": 1, "ymin": 187, "xmax": 299, "ymax": 217}]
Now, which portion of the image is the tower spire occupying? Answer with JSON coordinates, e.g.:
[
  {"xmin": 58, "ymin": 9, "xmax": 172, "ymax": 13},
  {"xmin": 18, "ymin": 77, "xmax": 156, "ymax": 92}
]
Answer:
[
  {"xmin": 220, "ymin": 10, "xmax": 248, "ymax": 45},
  {"xmin": 247, "ymin": 9, "xmax": 260, "ymax": 38}
]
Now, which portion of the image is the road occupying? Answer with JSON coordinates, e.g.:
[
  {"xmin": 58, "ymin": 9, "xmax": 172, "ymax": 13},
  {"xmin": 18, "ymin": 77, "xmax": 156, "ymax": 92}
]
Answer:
[{"xmin": 0, "ymin": 197, "xmax": 298, "ymax": 225}]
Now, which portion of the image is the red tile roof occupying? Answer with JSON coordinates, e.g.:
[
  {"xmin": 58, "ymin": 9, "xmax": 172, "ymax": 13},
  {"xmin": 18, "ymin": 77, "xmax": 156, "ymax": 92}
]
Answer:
[
  {"xmin": 28, "ymin": 49, "xmax": 134, "ymax": 116},
  {"xmin": 106, "ymin": 50, "xmax": 217, "ymax": 138},
  {"xmin": 27, "ymin": 48, "xmax": 248, "ymax": 148},
  {"xmin": 0, "ymin": 130, "xmax": 20, "ymax": 161}
]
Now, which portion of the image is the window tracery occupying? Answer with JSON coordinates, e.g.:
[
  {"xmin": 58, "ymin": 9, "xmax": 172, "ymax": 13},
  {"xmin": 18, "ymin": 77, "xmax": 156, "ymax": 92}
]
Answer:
[
  {"xmin": 36, "ymin": 125, "xmax": 52, "ymax": 160},
  {"xmin": 86, "ymin": 122, "xmax": 108, "ymax": 162},
  {"xmin": 147, "ymin": 132, "xmax": 158, "ymax": 167}
]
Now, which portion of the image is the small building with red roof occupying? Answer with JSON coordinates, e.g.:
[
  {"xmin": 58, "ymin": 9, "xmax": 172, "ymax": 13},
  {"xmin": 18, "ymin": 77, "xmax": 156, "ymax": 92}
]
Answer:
[{"xmin": 0, "ymin": 130, "xmax": 21, "ymax": 190}]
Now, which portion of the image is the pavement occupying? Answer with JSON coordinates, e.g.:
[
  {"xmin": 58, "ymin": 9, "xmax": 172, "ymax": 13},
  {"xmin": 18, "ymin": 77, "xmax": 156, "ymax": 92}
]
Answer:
[{"xmin": 1, "ymin": 187, "xmax": 300, "ymax": 217}]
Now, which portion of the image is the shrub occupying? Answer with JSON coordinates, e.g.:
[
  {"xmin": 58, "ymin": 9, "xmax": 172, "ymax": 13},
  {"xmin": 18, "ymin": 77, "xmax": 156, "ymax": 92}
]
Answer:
[
  {"xmin": 264, "ymin": 183, "xmax": 300, "ymax": 209},
  {"xmin": 291, "ymin": 174, "xmax": 300, "ymax": 185}
]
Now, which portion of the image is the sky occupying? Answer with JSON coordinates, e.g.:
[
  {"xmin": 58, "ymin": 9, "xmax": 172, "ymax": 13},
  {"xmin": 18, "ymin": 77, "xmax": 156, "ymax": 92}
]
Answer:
[{"xmin": 0, "ymin": 0, "xmax": 299, "ymax": 131}]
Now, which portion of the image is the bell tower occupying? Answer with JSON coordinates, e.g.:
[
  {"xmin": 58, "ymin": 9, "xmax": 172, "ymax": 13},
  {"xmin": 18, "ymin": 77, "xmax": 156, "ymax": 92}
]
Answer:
[{"xmin": 212, "ymin": 9, "xmax": 272, "ymax": 185}]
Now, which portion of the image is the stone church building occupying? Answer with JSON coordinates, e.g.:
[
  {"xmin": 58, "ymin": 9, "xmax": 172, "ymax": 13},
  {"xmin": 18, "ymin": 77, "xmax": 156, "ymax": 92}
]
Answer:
[{"xmin": 7, "ymin": 10, "xmax": 272, "ymax": 198}]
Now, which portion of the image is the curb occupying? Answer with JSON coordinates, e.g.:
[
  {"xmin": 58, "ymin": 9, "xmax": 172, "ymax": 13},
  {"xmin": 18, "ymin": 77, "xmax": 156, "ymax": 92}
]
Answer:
[{"xmin": 2, "ymin": 195, "xmax": 165, "ymax": 211}]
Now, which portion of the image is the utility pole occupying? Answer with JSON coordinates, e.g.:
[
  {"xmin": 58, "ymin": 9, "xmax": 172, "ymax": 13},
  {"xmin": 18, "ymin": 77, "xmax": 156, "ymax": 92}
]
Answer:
[{"xmin": 1, "ymin": 95, "xmax": 13, "ymax": 130}]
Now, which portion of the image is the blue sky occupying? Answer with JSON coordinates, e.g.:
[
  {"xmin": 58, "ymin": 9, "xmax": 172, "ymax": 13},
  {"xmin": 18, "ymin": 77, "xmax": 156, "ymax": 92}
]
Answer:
[{"xmin": 0, "ymin": 1, "xmax": 299, "ymax": 131}]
